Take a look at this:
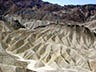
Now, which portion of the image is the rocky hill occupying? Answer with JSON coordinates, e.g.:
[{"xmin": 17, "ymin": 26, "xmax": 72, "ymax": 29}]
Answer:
[
  {"xmin": 0, "ymin": 0, "xmax": 96, "ymax": 72},
  {"xmin": 0, "ymin": 0, "xmax": 96, "ymax": 22}
]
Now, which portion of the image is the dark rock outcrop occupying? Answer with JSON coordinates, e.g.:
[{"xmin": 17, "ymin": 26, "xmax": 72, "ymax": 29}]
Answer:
[{"xmin": 0, "ymin": 0, "xmax": 96, "ymax": 22}]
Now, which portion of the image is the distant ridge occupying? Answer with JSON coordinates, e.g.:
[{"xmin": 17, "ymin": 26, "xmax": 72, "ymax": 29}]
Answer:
[{"xmin": 0, "ymin": 0, "xmax": 96, "ymax": 22}]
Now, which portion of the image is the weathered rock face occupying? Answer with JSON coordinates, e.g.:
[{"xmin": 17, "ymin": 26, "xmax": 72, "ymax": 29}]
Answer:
[
  {"xmin": 0, "ymin": 0, "xmax": 96, "ymax": 22},
  {"xmin": 0, "ymin": 21, "xmax": 96, "ymax": 72},
  {"xmin": 84, "ymin": 20, "xmax": 96, "ymax": 33},
  {"xmin": 4, "ymin": 14, "xmax": 96, "ymax": 33},
  {"xmin": 0, "ymin": 21, "xmax": 35, "ymax": 72},
  {"xmin": 0, "ymin": 1, "xmax": 96, "ymax": 72},
  {"xmin": 4, "ymin": 14, "xmax": 53, "ymax": 29},
  {"xmin": 0, "ymin": 0, "xmax": 42, "ymax": 15}
]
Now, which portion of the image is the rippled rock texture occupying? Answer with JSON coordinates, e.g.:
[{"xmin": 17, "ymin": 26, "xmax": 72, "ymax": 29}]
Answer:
[
  {"xmin": 0, "ymin": 0, "xmax": 96, "ymax": 72},
  {"xmin": 0, "ymin": 21, "xmax": 96, "ymax": 72}
]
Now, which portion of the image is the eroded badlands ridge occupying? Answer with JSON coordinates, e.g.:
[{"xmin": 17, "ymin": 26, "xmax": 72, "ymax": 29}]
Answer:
[
  {"xmin": 0, "ymin": 21, "xmax": 96, "ymax": 72},
  {"xmin": 0, "ymin": 0, "xmax": 96, "ymax": 72}
]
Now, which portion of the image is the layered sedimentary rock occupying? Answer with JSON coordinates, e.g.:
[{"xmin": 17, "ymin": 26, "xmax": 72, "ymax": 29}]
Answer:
[
  {"xmin": 0, "ymin": 21, "xmax": 35, "ymax": 72},
  {"xmin": 0, "ymin": 21, "xmax": 96, "ymax": 72},
  {"xmin": 5, "ymin": 14, "xmax": 52, "ymax": 29},
  {"xmin": 83, "ymin": 20, "xmax": 96, "ymax": 33},
  {"xmin": 0, "ymin": 0, "xmax": 96, "ymax": 72}
]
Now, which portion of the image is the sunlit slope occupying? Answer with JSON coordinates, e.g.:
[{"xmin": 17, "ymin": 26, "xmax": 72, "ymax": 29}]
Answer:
[{"xmin": 0, "ymin": 23, "xmax": 96, "ymax": 72}]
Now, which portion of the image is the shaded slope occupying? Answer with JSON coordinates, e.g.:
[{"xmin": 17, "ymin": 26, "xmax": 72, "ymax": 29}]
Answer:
[{"xmin": 0, "ymin": 0, "xmax": 96, "ymax": 22}]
